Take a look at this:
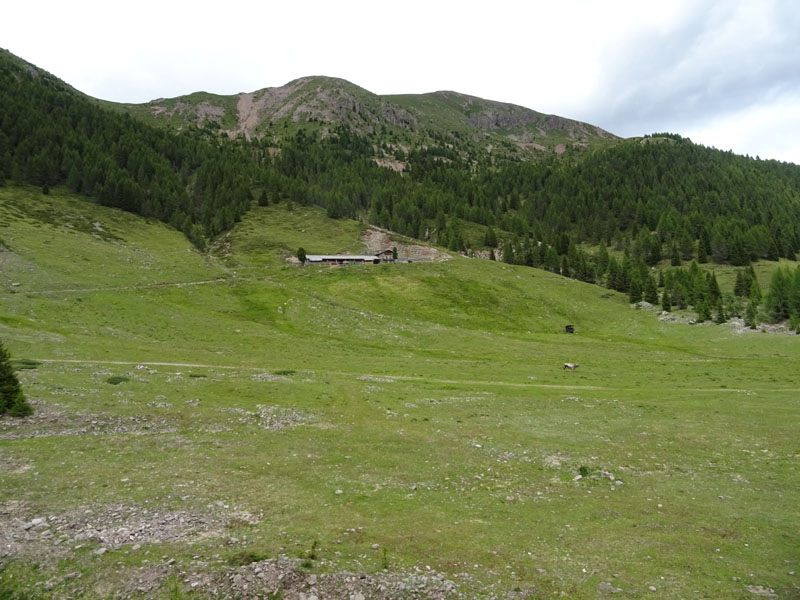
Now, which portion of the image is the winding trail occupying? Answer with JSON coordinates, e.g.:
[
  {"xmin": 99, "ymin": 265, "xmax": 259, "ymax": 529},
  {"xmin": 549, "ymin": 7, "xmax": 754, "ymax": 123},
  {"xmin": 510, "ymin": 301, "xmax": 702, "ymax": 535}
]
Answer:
[{"xmin": 27, "ymin": 359, "xmax": 786, "ymax": 393}]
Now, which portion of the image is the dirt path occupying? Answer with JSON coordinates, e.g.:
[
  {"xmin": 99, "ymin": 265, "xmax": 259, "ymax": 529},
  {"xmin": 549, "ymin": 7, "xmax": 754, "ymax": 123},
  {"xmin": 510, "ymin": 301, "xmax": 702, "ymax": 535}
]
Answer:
[
  {"xmin": 20, "ymin": 278, "xmax": 227, "ymax": 295},
  {"xmin": 28, "ymin": 360, "xmax": 788, "ymax": 393},
  {"xmin": 34, "ymin": 359, "xmax": 248, "ymax": 370}
]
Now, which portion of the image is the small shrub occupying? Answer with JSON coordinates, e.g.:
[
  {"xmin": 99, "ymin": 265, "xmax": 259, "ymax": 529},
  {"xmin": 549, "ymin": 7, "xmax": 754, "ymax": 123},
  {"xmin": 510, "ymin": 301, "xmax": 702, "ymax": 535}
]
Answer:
[
  {"xmin": 11, "ymin": 359, "xmax": 40, "ymax": 370},
  {"xmin": 578, "ymin": 465, "xmax": 590, "ymax": 477},
  {"xmin": 307, "ymin": 539, "xmax": 319, "ymax": 560},
  {"xmin": 227, "ymin": 551, "xmax": 268, "ymax": 566},
  {"xmin": 273, "ymin": 370, "xmax": 296, "ymax": 376},
  {"xmin": 0, "ymin": 341, "xmax": 33, "ymax": 417},
  {"xmin": 106, "ymin": 376, "xmax": 130, "ymax": 385},
  {"xmin": 298, "ymin": 539, "xmax": 319, "ymax": 569}
]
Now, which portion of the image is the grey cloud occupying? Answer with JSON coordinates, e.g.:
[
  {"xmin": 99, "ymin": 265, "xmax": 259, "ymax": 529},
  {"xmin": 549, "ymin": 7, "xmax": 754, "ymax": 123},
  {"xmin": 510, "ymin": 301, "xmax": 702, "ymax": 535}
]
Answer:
[{"xmin": 582, "ymin": 0, "xmax": 800, "ymax": 138}]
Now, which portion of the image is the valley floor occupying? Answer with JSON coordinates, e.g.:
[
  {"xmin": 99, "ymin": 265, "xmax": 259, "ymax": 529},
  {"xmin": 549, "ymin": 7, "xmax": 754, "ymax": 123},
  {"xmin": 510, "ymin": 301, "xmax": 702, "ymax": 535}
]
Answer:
[{"xmin": 1, "ymin": 188, "xmax": 798, "ymax": 599}]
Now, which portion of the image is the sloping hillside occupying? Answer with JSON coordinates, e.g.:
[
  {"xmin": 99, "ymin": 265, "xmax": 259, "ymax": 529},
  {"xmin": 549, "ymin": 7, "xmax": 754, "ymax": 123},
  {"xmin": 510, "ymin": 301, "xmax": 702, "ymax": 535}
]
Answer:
[{"xmin": 1, "ymin": 187, "xmax": 799, "ymax": 599}]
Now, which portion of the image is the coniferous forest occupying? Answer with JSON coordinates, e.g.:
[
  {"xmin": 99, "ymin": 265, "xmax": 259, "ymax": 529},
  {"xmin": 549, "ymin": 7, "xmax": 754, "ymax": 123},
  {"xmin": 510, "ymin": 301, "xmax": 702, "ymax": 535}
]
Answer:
[{"xmin": 2, "ymin": 49, "xmax": 800, "ymax": 325}]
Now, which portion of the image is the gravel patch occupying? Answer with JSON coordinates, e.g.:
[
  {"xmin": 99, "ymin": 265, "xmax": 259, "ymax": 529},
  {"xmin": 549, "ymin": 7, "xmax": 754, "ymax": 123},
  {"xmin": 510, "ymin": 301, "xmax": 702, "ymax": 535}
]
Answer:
[
  {"xmin": 186, "ymin": 558, "xmax": 465, "ymax": 599},
  {"xmin": 0, "ymin": 500, "xmax": 261, "ymax": 564},
  {"xmin": 217, "ymin": 405, "xmax": 314, "ymax": 431},
  {"xmin": 0, "ymin": 399, "xmax": 176, "ymax": 440}
]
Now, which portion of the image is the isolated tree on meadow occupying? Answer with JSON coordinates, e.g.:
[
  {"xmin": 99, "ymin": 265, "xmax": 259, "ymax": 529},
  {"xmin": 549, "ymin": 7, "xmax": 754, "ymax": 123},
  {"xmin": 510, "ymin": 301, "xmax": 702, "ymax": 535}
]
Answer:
[
  {"xmin": 297, "ymin": 247, "xmax": 307, "ymax": 264},
  {"xmin": 0, "ymin": 341, "xmax": 32, "ymax": 417}
]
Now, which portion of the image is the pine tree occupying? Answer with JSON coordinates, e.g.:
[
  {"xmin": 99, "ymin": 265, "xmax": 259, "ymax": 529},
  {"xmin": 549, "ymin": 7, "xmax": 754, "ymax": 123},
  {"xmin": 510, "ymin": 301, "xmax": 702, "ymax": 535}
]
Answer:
[
  {"xmin": 696, "ymin": 298, "xmax": 711, "ymax": 323},
  {"xmin": 484, "ymin": 227, "xmax": 498, "ymax": 248},
  {"xmin": 629, "ymin": 275, "xmax": 643, "ymax": 303},
  {"xmin": 670, "ymin": 242, "xmax": 681, "ymax": 266},
  {"xmin": 749, "ymin": 278, "xmax": 762, "ymax": 305},
  {"xmin": 596, "ymin": 242, "xmax": 610, "ymax": 276},
  {"xmin": 661, "ymin": 288, "xmax": 672, "ymax": 312},
  {"xmin": 745, "ymin": 299, "xmax": 759, "ymax": 329},
  {"xmin": 765, "ymin": 268, "xmax": 791, "ymax": 322},
  {"xmin": 713, "ymin": 299, "xmax": 727, "ymax": 324},
  {"xmin": 644, "ymin": 274, "xmax": 659, "ymax": 304},
  {"xmin": 734, "ymin": 270, "xmax": 748, "ymax": 296},
  {"xmin": 707, "ymin": 272, "xmax": 721, "ymax": 303},
  {"xmin": 0, "ymin": 341, "xmax": 32, "ymax": 417}
]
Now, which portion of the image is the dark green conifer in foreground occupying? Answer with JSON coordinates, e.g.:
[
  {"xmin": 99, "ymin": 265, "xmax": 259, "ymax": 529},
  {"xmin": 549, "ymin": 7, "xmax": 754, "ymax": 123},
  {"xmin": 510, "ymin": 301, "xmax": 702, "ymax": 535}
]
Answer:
[{"xmin": 0, "ymin": 341, "xmax": 32, "ymax": 417}]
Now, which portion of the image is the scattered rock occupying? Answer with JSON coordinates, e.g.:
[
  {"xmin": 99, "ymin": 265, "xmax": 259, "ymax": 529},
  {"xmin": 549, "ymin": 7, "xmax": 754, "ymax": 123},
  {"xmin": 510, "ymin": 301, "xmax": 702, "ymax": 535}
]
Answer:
[
  {"xmin": 597, "ymin": 581, "xmax": 622, "ymax": 594},
  {"xmin": 746, "ymin": 585, "xmax": 777, "ymax": 597}
]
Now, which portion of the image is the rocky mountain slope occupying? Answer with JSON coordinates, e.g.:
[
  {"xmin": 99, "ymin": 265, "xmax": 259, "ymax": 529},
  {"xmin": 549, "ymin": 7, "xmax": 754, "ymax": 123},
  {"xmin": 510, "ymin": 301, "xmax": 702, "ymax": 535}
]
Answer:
[{"xmin": 115, "ymin": 75, "xmax": 618, "ymax": 158}]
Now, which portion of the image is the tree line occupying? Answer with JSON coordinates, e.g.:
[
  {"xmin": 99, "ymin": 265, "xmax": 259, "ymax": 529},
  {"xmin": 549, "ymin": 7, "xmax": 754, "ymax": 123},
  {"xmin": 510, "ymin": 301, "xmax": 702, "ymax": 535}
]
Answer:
[{"xmin": 3, "ymin": 50, "xmax": 800, "ymax": 329}]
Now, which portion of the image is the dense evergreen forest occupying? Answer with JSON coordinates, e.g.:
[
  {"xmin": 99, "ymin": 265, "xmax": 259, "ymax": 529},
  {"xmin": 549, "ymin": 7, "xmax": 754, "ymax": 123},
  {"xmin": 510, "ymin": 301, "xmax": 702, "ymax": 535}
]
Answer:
[{"xmin": 2, "ymin": 49, "xmax": 800, "ymax": 325}]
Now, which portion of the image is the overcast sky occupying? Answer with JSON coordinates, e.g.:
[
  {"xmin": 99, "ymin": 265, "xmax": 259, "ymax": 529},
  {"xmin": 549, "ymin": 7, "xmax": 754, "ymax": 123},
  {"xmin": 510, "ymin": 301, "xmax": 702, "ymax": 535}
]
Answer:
[{"xmin": 4, "ymin": 0, "xmax": 799, "ymax": 164}]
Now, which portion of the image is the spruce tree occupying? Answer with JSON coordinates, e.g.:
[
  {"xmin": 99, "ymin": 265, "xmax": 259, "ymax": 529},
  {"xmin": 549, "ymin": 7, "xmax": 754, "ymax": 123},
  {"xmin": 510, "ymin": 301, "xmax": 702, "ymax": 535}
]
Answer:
[
  {"xmin": 661, "ymin": 288, "xmax": 672, "ymax": 312},
  {"xmin": 713, "ymin": 299, "xmax": 727, "ymax": 324},
  {"xmin": 707, "ymin": 272, "xmax": 721, "ymax": 303},
  {"xmin": 484, "ymin": 227, "xmax": 498, "ymax": 248},
  {"xmin": 734, "ymin": 271, "xmax": 748, "ymax": 296},
  {"xmin": 745, "ymin": 299, "xmax": 759, "ymax": 329},
  {"xmin": 670, "ymin": 242, "xmax": 681, "ymax": 266},
  {"xmin": 765, "ymin": 268, "xmax": 791, "ymax": 322},
  {"xmin": 0, "ymin": 341, "xmax": 32, "ymax": 417},
  {"xmin": 696, "ymin": 298, "xmax": 712, "ymax": 323},
  {"xmin": 749, "ymin": 278, "xmax": 762, "ymax": 305},
  {"xmin": 644, "ymin": 274, "xmax": 659, "ymax": 304},
  {"xmin": 629, "ymin": 275, "xmax": 643, "ymax": 303}
]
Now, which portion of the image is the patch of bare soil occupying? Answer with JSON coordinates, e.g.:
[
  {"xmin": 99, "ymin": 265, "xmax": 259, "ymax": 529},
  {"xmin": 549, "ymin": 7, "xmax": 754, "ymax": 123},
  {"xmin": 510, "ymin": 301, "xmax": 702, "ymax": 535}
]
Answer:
[
  {"xmin": 554, "ymin": 144, "xmax": 567, "ymax": 154},
  {"xmin": 657, "ymin": 314, "xmax": 797, "ymax": 335},
  {"xmin": 0, "ymin": 448, "xmax": 33, "ymax": 473},
  {"xmin": 0, "ymin": 500, "xmax": 260, "ymax": 565},
  {"xmin": 373, "ymin": 157, "xmax": 406, "ymax": 172},
  {"xmin": 232, "ymin": 79, "xmax": 311, "ymax": 139},
  {"xmin": 360, "ymin": 228, "xmax": 450, "ymax": 262},
  {"xmin": 235, "ymin": 92, "xmax": 258, "ymax": 140},
  {"xmin": 216, "ymin": 404, "xmax": 314, "ymax": 431},
  {"xmin": 186, "ymin": 557, "xmax": 465, "ymax": 600},
  {"xmin": 727, "ymin": 317, "xmax": 797, "ymax": 335},
  {"xmin": 0, "ymin": 399, "xmax": 176, "ymax": 440}
]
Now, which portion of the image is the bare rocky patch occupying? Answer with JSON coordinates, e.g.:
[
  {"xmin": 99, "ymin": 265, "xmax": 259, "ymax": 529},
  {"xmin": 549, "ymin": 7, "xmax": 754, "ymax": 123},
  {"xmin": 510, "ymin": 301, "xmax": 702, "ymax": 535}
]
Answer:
[
  {"xmin": 185, "ymin": 558, "xmax": 464, "ymax": 599},
  {"xmin": 217, "ymin": 404, "xmax": 313, "ymax": 431},
  {"xmin": 361, "ymin": 228, "xmax": 450, "ymax": 262},
  {"xmin": 0, "ymin": 448, "xmax": 33, "ymax": 473},
  {"xmin": 0, "ymin": 499, "xmax": 260, "ymax": 565},
  {"xmin": 0, "ymin": 399, "xmax": 176, "ymax": 440},
  {"xmin": 374, "ymin": 157, "xmax": 406, "ymax": 172}
]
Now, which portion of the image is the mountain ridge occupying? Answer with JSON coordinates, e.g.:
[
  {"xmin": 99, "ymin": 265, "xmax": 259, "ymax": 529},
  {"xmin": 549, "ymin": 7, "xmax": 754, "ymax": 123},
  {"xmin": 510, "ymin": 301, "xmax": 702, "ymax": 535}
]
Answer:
[{"xmin": 114, "ymin": 73, "xmax": 618, "ymax": 157}]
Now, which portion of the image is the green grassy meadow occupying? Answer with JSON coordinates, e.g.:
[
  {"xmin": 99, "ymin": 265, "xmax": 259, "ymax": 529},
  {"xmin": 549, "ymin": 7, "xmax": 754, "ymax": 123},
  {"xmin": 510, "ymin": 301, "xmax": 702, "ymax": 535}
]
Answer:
[{"xmin": 0, "ymin": 187, "xmax": 798, "ymax": 598}]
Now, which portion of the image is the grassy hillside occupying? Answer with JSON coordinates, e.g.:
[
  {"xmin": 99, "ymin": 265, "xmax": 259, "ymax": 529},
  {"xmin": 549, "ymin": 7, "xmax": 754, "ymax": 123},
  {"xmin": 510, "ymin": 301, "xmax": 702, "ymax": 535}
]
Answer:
[{"xmin": 1, "ymin": 187, "xmax": 798, "ymax": 599}]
